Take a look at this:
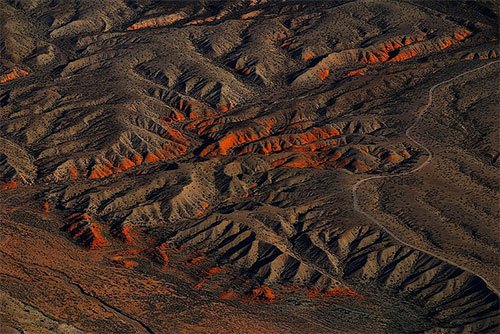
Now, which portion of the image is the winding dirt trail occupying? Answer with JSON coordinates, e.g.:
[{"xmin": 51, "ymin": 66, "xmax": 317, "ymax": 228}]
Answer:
[{"xmin": 352, "ymin": 60, "xmax": 500, "ymax": 295}]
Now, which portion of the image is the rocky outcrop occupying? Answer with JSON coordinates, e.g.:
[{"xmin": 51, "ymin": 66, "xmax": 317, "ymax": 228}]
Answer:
[
  {"xmin": 0, "ymin": 67, "xmax": 28, "ymax": 84},
  {"xmin": 293, "ymin": 29, "xmax": 473, "ymax": 87},
  {"xmin": 127, "ymin": 13, "xmax": 188, "ymax": 31},
  {"xmin": 62, "ymin": 213, "xmax": 108, "ymax": 249}
]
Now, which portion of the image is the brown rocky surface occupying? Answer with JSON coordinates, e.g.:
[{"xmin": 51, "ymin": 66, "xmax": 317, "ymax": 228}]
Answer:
[{"xmin": 0, "ymin": 0, "xmax": 498, "ymax": 333}]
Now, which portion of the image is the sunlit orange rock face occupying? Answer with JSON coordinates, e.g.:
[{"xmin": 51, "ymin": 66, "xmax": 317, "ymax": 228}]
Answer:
[
  {"xmin": 241, "ymin": 126, "xmax": 342, "ymax": 155},
  {"xmin": 117, "ymin": 157, "xmax": 136, "ymax": 171},
  {"xmin": 62, "ymin": 213, "xmax": 109, "ymax": 249},
  {"xmin": 219, "ymin": 290, "xmax": 239, "ymax": 300},
  {"xmin": 358, "ymin": 30, "xmax": 471, "ymax": 64},
  {"xmin": 111, "ymin": 253, "xmax": 139, "ymax": 268},
  {"xmin": 172, "ymin": 100, "xmax": 219, "ymax": 122},
  {"xmin": 389, "ymin": 49, "xmax": 419, "ymax": 63},
  {"xmin": 200, "ymin": 124, "xmax": 343, "ymax": 167},
  {"xmin": 114, "ymin": 225, "xmax": 134, "ymax": 243},
  {"xmin": 240, "ymin": 10, "xmax": 262, "ymax": 20},
  {"xmin": 200, "ymin": 128, "xmax": 268, "ymax": 157},
  {"xmin": 121, "ymin": 259, "xmax": 139, "ymax": 268},
  {"xmin": 276, "ymin": 155, "xmax": 321, "ymax": 168},
  {"xmin": 42, "ymin": 202, "xmax": 50, "ymax": 213},
  {"xmin": 454, "ymin": 29, "xmax": 472, "ymax": 41},
  {"xmin": 143, "ymin": 152, "xmax": 160, "ymax": 163},
  {"xmin": 0, "ymin": 180, "xmax": 18, "ymax": 190},
  {"xmin": 251, "ymin": 286, "xmax": 276, "ymax": 302},
  {"xmin": 68, "ymin": 166, "xmax": 79, "ymax": 180},
  {"xmin": 439, "ymin": 38, "xmax": 454, "ymax": 50},
  {"xmin": 184, "ymin": 9, "xmax": 227, "ymax": 26},
  {"xmin": 350, "ymin": 159, "xmax": 370, "ymax": 172},
  {"xmin": 218, "ymin": 102, "xmax": 234, "ymax": 113},
  {"xmin": 206, "ymin": 266, "xmax": 224, "ymax": 275},
  {"xmin": 346, "ymin": 67, "xmax": 367, "ymax": 77},
  {"xmin": 360, "ymin": 36, "xmax": 422, "ymax": 64},
  {"xmin": 81, "ymin": 124, "xmax": 189, "ymax": 180},
  {"xmin": 191, "ymin": 108, "xmax": 390, "ymax": 172},
  {"xmin": 188, "ymin": 255, "xmax": 206, "ymax": 265},
  {"xmin": 127, "ymin": 13, "xmax": 187, "ymax": 30},
  {"xmin": 318, "ymin": 68, "xmax": 330, "ymax": 80},
  {"xmin": 303, "ymin": 51, "xmax": 315, "ymax": 61},
  {"xmin": 89, "ymin": 165, "xmax": 113, "ymax": 179},
  {"xmin": 0, "ymin": 66, "xmax": 28, "ymax": 84},
  {"xmin": 385, "ymin": 152, "xmax": 404, "ymax": 163},
  {"xmin": 195, "ymin": 201, "xmax": 210, "ymax": 217}
]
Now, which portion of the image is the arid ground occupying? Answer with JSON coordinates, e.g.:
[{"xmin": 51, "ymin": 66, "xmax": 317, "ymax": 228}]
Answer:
[{"xmin": 0, "ymin": 1, "xmax": 499, "ymax": 333}]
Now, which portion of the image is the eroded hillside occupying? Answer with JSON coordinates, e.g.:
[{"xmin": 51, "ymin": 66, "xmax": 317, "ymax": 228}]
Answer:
[{"xmin": 0, "ymin": 1, "xmax": 498, "ymax": 333}]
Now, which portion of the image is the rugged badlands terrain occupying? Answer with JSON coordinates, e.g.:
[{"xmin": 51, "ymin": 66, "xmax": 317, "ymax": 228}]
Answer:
[{"xmin": 0, "ymin": 0, "xmax": 499, "ymax": 333}]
